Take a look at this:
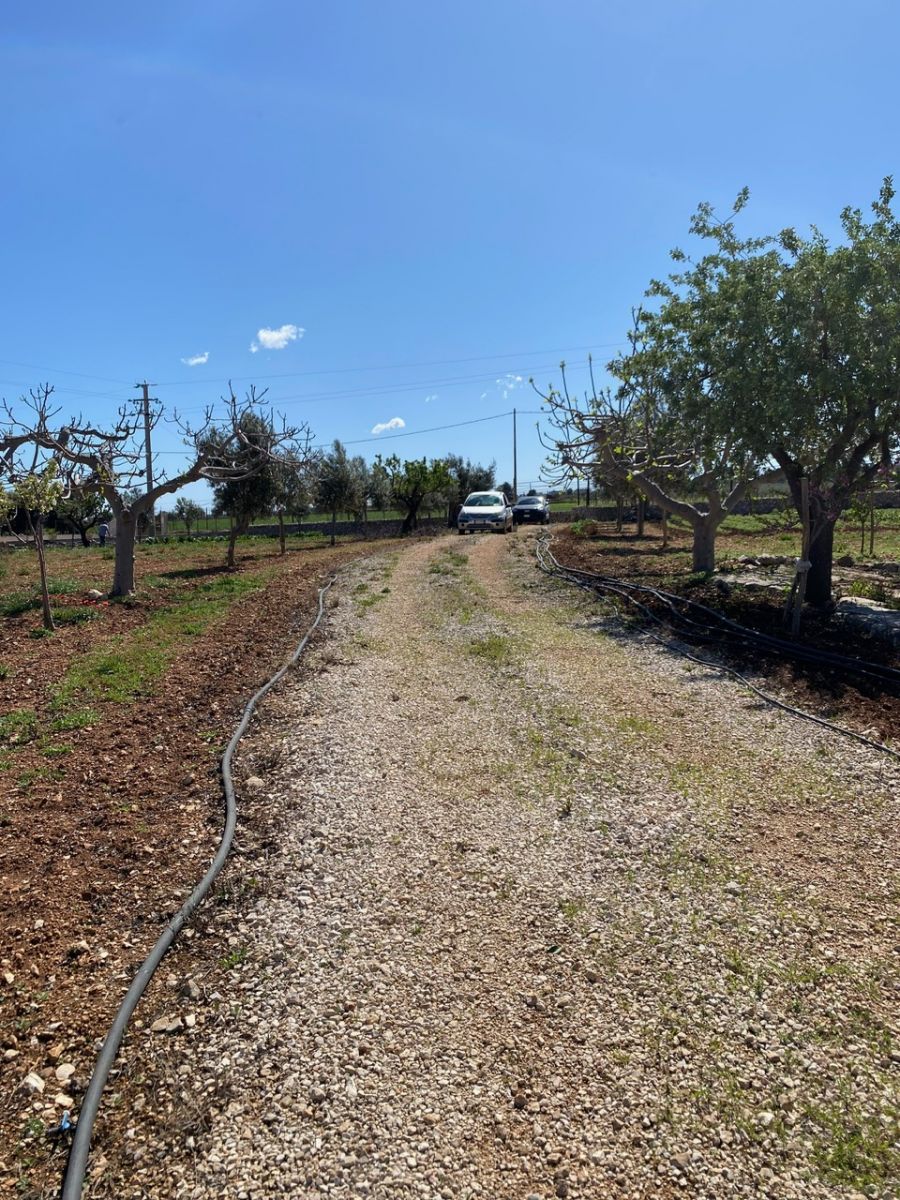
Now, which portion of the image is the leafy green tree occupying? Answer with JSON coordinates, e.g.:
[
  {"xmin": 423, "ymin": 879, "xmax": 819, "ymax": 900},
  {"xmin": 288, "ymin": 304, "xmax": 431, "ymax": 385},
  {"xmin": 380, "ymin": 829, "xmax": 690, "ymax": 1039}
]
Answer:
[
  {"xmin": 173, "ymin": 496, "xmax": 205, "ymax": 537},
  {"xmin": 747, "ymin": 181, "xmax": 900, "ymax": 604},
  {"xmin": 10, "ymin": 463, "xmax": 64, "ymax": 630},
  {"xmin": 55, "ymin": 490, "xmax": 110, "ymax": 546},
  {"xmin": 208, "ymin": 412, "xmax": 281, "ymax": 569},
  {"xmin": 537, "ymin": 194, "xmax": 785, "ymax": 573},
  {"xmin": 316, "ymin": 440, "xmax": 362, "ymax": 546},
  {"xmin": 378, "ymin": 455, "xmax": 454, "ymax": 534},
  {"xmin": 349, "ymin": 455, "xmax": 372, "ymax": 527},
  {"xmin": 368, "ymin": 458, "xmax": 392, "ymax": 515}
]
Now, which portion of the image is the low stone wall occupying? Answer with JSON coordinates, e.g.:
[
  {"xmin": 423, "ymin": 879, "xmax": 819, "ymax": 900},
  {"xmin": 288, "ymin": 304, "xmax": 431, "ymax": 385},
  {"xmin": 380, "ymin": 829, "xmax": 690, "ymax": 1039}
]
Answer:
[{"xmin": 242, "ymin": 516, "xmax": 448, "ymax": 540}]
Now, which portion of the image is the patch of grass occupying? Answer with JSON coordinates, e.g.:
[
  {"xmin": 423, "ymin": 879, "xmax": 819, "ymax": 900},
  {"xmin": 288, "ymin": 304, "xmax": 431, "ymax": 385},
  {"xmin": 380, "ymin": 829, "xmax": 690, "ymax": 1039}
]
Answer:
[
  {"xmin": 55, "ymin": 642, "xmax": 168, "ymax": 705},
  {"xmin": 51, "ymin": 605, "xmax": 99, "ymax": 626},
  {"xmin": 356, "ymin": 591, "xmax": 384, "ymax": 612},
  {"xmin": 0, "ymin": 663, "xmax": 9, "ymax": 680},
  {"xmin": 1, "ymin": 593, "xmax": 38, "ymax": 617},
  {"xmin": 220, "ymin": 946, "xmax": 248, "ymax": 970},
  {"xmin": 48, "ymin": 707, "xmax": 97, "ymax": 733},
  {"xmin": 467, "ymin": 633, "xmax": 514, "ymax": 666},
  {"xmin": 617, "ymin": 714, "xmax": 658, "ymax": 737},
  {"xmin": 0, "ymin": 709, "xmax": 39, "ymax": 748},
  {"xmin": 558, "ymin": 898, "xmax": 585, "ymax": 921},
  {"xmin": 806, "ymin": 1085, "xmax": 900, "ymax": 1190},
  {"xmin": 44, "ymin": 577, "xmax": 80, "ymax": 595},
  {"xmin": 845, "ymin": 578, "xmax": 899, "ymax": 607},
  {"xmin": 53, "ymin": 572, "xmax": 265, "ymax": 706},
  {"xmin": 41, "ymin": 742, "xmax": 72, "ymax": 758},
  {"xmin": 17, "ymin": 766, "xmax": 63, "ymax": 790}
]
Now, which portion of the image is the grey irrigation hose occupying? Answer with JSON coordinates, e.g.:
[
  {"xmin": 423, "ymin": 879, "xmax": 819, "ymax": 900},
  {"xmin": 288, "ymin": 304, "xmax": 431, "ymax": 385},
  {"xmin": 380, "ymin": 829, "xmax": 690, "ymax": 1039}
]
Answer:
[
  {"xmin": 60, "ymin": 579, "xmax": 335, "ymax": 1200},
  {"xmin": 536, "ymin": 538, "xmax": 900, "ymax": 764}
]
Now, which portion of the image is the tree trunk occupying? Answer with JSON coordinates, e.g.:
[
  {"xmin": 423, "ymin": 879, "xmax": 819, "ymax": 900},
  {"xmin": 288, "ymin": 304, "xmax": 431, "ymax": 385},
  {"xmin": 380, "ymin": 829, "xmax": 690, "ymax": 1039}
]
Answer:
[
  {"xmin": 330, "ymin": 509, "xmax": 337, "ymax": 547},
  {"xmin": 226, "ymin": 518, "xmax": 249, "ymax": 569},
  {"xmin": 30, "ymin": 517, "xmax": 55, "ymax": 631},
  {"xmin": 636, "ymin": 497, "xmax": 645, "ymax": 538},
  {"xmin": 78, "ymin": 525, "xmax": 91, "ymax": 548},
  {"xmin": 112, "ymin": 511, "xmax": 137, "ymax": 596},
  {"xmin": 401, "ymin": 506, "xmax": 416, "ymax": 535},
  {"xmin": 805, "ymin": 520, "xmax": 835, "ymax": 608},
  {"xmin": 278, "ymin": 513, "xmax": 285, "ymax": 555},
  {"xmin": 661, "ymin": 510, "xmax": 668, "ymax": 549},
  {"xmin": 690, "ymin": 518, "xmax": 717, "ymax": 574},
  {"xmin": 616, "ymin": 500, "xmax": 623, "ymax": 534}
]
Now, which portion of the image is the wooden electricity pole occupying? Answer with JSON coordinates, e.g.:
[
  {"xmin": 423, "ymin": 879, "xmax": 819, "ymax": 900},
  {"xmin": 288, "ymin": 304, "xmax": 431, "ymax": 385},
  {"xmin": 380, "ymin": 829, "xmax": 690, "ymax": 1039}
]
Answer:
[
  {"xmin": 135, "ymin": 381, "xmax": 157, "ymax": 532},
  {"xmin": 512, "ymin": 407, "xmax": 518, "ymax": 500}
]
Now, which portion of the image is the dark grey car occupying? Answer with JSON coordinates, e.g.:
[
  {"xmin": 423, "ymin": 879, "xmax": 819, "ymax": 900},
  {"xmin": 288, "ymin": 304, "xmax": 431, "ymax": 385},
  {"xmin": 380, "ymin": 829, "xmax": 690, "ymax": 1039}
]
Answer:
[{"xmin": 512, "ymin": 495, "xmax": 550, "ymax": 525}]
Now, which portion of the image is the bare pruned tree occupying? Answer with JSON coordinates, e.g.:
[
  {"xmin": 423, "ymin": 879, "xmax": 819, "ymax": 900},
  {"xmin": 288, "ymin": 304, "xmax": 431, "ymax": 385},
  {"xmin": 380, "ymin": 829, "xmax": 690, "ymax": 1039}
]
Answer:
[
  {"xmin": 533, "ymin": 335, "xmax": 782, "ymax": 573},
  {"xmin": 1, "ymin": 383, "xmax": 311, "ymax": 595}
]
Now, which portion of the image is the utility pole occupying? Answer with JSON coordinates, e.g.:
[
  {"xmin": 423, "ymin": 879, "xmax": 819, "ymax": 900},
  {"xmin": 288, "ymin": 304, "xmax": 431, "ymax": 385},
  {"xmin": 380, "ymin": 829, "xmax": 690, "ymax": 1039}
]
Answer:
[
  {"xmin": 512, "ymin": 407, "xmax": 518, "ymax": 500},
  {"xmin": 135, "ymin": 381, "xmax": 157, "ymax": 533}
]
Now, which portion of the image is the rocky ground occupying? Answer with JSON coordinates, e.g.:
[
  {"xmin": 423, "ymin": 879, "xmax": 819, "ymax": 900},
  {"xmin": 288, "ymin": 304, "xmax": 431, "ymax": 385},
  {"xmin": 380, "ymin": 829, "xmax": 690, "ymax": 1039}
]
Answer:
[{"xmin": 78, "ymin": 531, "xmax": 899, "ymax": 1198}]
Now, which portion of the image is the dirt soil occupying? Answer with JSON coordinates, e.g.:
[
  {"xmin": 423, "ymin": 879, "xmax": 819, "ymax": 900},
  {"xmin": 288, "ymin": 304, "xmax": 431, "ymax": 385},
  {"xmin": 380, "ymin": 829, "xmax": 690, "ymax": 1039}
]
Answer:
[
  {"xmin": 0, "ymin": 537, "xmax": 382, "ymax": 1198},
  {"xmin": 551, "ymin": 525, "xmax": 900, "ymax": 748}
]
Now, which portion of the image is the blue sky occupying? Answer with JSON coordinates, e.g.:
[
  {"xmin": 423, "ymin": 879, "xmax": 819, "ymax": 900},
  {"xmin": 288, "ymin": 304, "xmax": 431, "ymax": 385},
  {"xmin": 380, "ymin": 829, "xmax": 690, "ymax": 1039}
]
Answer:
[{"xmin": 2, "ymin": 1, "xmax": 898, "ymax": 501}]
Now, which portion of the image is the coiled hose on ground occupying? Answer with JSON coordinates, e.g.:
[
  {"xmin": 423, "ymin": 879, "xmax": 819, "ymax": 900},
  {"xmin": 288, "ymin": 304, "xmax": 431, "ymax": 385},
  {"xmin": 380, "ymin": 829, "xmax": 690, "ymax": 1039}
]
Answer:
[
  {"xmin": 536, "ymin": 537, "xmax": 900, "ymax": 764},
  {"xmin": 60, "ymin": 579, "xmax": 334, "ymax": 1200}
]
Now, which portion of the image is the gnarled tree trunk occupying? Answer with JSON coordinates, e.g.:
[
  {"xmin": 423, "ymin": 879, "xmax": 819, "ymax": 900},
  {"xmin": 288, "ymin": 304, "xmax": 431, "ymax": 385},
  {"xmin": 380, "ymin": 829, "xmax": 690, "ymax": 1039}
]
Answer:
[
  {"xmin": 805, "ymin": 519, "xmax": 835, "ymax": 608},
  {"xmin": 112, "ymin": 510, "xmax": 137, "ymax": 596}
]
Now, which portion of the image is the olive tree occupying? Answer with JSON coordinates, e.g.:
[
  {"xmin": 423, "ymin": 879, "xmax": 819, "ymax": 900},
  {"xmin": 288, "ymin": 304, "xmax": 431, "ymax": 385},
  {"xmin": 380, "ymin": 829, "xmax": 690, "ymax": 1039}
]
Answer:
[
  {"xmin": 378, "ymin": 455, "xmax": 453, "ymax": 534},
  {"xmin": 172, "ymin": 496, "xmax": 205, "ymax": 537},
  {"xmin": 315, "ymin": 440, "xmax": 362, "ymax": 546}
]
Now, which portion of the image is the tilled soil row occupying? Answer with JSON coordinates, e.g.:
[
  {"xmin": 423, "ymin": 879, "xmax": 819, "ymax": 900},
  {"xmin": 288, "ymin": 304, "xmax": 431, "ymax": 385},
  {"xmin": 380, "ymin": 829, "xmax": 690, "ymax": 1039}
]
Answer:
[{"xmin": 0, "ymin": 542, "xmax": 375, "ymax": 1199}]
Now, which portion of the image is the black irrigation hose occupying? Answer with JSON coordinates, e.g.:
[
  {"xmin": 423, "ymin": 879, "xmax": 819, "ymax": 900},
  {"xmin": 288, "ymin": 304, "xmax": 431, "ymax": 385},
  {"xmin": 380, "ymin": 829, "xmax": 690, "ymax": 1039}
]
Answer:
[
  {"xmin": 60, "ymin": 580, "xmax": 335, "ymax": 1200},
  {"xmin": 536, "ymin": 538, "xmax": 900, "ymax": 764},
  {"xmin": 547, "ymin": 550, "xmax": 900, "ymax": 690}
]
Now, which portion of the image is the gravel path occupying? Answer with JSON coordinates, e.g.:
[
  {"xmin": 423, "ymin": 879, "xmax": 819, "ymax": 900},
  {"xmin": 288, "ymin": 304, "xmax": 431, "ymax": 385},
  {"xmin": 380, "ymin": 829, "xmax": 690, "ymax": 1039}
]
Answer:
[{"xmin": 119, "ymin": 531, "xmax": 899, "ymax": 1200}]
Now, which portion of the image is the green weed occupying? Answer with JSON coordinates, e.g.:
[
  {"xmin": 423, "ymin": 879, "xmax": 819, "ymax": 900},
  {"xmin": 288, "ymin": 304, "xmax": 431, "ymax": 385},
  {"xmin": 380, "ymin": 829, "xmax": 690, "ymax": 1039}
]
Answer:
[
  {"xmin": 467, "ymin": 633, "xmax": 514, "ymax": 666},
  {"xmin": 220, "ymin": 946, "xmax": 248, "ymax": 970},
  {"xmin": 0, "ymin": 709, "xmax": 39, "ymax": 748},
  {"xmin": 52, "ymin": 605, "xmax": 99, "ymax": 625}
]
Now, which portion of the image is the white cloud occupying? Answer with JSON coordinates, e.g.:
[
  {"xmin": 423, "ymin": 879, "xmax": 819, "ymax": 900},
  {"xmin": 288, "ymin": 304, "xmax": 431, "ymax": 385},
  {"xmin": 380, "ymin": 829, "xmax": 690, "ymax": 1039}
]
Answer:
[
  {"xmin": 371, "ymin": 416, "xmax": 405, "ymax": 436},
  {"xmin": 424, "ymin": 393, "xmax": 438, "ymax": 404},
  {"xmin": 497, "ymin": 373, "xmax": 524, "ymax": 401},
  {"xmin": 181, "ymin": 351, "xmax": 209, "ymax": 366},
  {"xmin": 249, "ymin": 323, "xmax": 305, "ymax": 353}
]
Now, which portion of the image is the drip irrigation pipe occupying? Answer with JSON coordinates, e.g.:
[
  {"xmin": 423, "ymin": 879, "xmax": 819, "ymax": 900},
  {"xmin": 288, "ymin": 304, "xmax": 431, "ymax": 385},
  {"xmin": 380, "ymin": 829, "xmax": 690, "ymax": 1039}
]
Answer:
[
  {"xmin": 60, "ymin": 579, "xmax": 334, "ymax": 1200},
  {"xmin": 543, "ymin": 547, "xmax": 900, "ymax": 690},
  {"xmin": 536, "ymin": 538, "xmax": 900, "ymax": 763}
]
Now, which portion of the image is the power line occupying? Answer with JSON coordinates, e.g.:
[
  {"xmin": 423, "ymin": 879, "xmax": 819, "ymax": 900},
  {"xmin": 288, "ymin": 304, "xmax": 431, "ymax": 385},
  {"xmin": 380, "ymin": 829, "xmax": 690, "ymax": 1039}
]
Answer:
[
  {"xmin": 151, "ymin": 342, "xmax": 625, "ymax": 387},
  {"xmin": 151, "ymin": 407, "xmax": 550, "ymax": 456},
  {"xmin": 0, "ymin": 341, "xmax": 622, "ymax": 398},
  {"xmin": 171, "ymin": 366, "xmax": 554, "ymax": 416},
  {"xmin": 340, "ymin": 410, "xmax": 513, "ymax": 446},
  {"xmin": 0, "ymin": 359, "xmax": 133, "ymax": 386}
]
